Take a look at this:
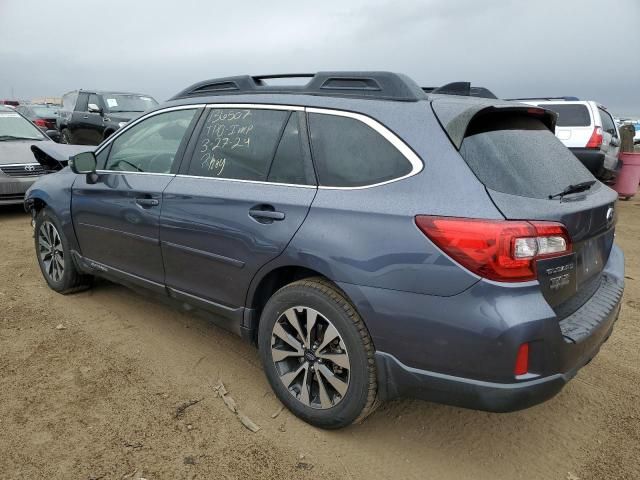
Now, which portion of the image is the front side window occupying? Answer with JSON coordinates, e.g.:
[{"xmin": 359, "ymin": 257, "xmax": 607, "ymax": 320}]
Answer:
[
  {"xmin": 104, "ymin": 109, "xmax": 197, "ymax": 173},
  {"xmin": 88, "ymin": 94, "xmax": 101, "ymax": 111},
  {"xmin": 308, "ymin": 113, "xmax": 412, "ymax": 187},
  {"xmin": 189, "ymin": 108, "xmax": 289, "ymax": 181},
  {"xmin": 75, "ymin": 93, "xmax": 89, "ymax": 112}
]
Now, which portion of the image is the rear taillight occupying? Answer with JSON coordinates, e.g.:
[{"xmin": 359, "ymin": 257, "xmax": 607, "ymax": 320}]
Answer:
[
  {"xmin": 34, "ymin": 118, "xmax": 47, "ymax": 127},
  {"xmin": 586, "ymin": 126, "xmax": 603, "ymax": 149},
  {"xmin": 414, "ymin": 216, "xmax": 572, "ymax": 282}
]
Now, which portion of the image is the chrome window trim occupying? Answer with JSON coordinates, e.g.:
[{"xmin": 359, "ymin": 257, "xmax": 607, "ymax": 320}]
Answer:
[
  {"xmin": 306, "ymin": 107, "xmax": 424, "ymax": 190},
  {"xmin": 94, "ymin": 103, "xmax": 424, "ymax": 190},
  {"xmin": 95, "ymin": 170, "xmax": 175, "ymax": 177},
  {"xmin": 94, "ymin": 104, "xmax": 206, "ymax": 156},
  {"xmin": 174, "ymin": 174, "xmax": 316, "ymax": 189},
  {"xmin": 205, "ymin": 103, "xmax": 304, "ymax": 111}
]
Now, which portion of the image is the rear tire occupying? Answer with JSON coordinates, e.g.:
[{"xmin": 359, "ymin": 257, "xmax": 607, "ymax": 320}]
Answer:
[
  {"xmin": 258, "ymin": 277, "xmax": 378, "ymax": 429},
  {"xmin": 61, "ymin": 128, "xmax": 73, "ymax": 144},
  {"xmin": 34, "ymin": 208, "xmax": 92, "ymax": 294}
]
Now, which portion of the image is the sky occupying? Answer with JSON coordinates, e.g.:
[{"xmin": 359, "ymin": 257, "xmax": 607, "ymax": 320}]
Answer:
[{"xmin": 1, "ymin": 0, "xmax": 639, "ymax": 117}]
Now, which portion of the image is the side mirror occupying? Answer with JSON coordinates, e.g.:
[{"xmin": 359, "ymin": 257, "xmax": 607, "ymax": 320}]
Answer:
[
  {"xmin": 45, "ymin": 129, "xmax": 61, "ymax": 142},
  {"xmin": 88, "ymin": 103, "xmax": 103, "ymax": 115},
  {"xmin": 69, "ymin": 151, "xmax": 97, "ymax": 174}
]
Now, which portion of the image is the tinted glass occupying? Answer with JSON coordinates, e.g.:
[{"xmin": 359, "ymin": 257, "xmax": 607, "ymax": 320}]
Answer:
[
  {"xmin": 88, "ymin": 94, "xmax": 101, "ymax": 110},
  {"xmin": 189, "ymin": 108, "xmax": 287, "ymax": 181},
  {"xmin": 105, "ymin": 109, "xmax": 197, "ymax": 173},
  {"xmin": 459, "ymin": 115, "xmax": 595, "ymax": 199},
  {"xmin": 542, "ymin": 104, "xmax": 591, "ymax": 127},
  {"xmin": 0, "ymin": 111, "xmax": 45, "ymax": 140},
  {"xmin": 308, "ymin": 113, "xmax": 412, "ymax": 187},
  {"xmin": 598, "ymin": 108, "xmax": 617, "ymax": 137},
  {"xmin": 75, "ymin": 93, "xmax": 89, "ymax": 112},
  {"xmin": 267, "ymin": 113, "xmax": 311, "ymax": 185}
]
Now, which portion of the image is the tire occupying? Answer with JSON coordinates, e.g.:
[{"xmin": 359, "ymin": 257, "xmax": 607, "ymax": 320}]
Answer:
[
  {"xmin": 34, "ymin": 208, "xmax": 92, "ymax": 294},
  {"xmin": 258, "ymin": 277, "xmax": 378, "ymax": 429},
  {"xmin": 61, "ymin": 128, "xmax": 73, "ymax": 144}
]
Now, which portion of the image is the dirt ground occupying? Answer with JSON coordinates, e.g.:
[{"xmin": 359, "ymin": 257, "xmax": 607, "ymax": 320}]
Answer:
[{"xmin": 0, "ymin": 198, "xmax": 639, "ymax": 480}]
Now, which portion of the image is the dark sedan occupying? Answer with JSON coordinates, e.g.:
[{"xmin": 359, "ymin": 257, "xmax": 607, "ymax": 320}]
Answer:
[{"xmin": 15, "ymin": 104, "xmax": 60, "ymax": 133}]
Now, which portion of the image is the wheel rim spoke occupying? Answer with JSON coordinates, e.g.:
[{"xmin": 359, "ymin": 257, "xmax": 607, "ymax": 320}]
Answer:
[
  {"xmin": 38, "ymin": 221, "xmax": 64, "ymax": 282},
  {"xmin": 271, "ymin": 306, "xmax": 350, "ymax": 410},
  {"xmin": 317, "ymin": 352, "xmax": 349, "ymax": 369},
  {"xmin": 315, "ymin": 323, "xmax": 340, "ymax": 354},
  {"xmin": 317, "ymin": 364, "xmax": 348, "ymax": 397},
  {"xmin": 315, "ymin": 370, "xmax": 333, "ymax": 409},
  {"xmin": 284, "ymin": 309, "xmax": 307, "ymax": 348}
]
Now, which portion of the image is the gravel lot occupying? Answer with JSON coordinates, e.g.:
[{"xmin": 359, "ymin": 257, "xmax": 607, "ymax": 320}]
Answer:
[{"xmin": 1, "ymin": 198, "xmax": 639, "ymax": 480}]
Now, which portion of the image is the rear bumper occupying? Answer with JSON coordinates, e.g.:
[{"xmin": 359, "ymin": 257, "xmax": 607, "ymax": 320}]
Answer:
[
  {"xmin": 0, "ymin": 176, "xmax": 35, "ymax": 205},
  {"xmin": 339, "ymin": 244, "xmax": 624, "ymax": 412},
  {"xmin": 570, "ymin": 148, "xmax": 618, "ymax": 180}
]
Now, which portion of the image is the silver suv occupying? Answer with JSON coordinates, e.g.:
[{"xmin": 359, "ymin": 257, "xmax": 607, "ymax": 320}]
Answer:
[{"xmin": 519, "ymin": 98, "xmax": 620, "ymax": 181}]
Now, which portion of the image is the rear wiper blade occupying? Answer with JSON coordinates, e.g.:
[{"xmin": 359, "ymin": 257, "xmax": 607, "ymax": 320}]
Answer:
[{"xmin": 548, "ymin": 180, "xmax": 596, "ymax": 200}]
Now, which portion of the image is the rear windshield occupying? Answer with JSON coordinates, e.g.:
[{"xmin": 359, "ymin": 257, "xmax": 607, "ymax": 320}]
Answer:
[
  {"xmin": 540, "ymin": 104, "xmax": 591, "ymax": 127},
  {"xmin": 459, "ymin": 114, "xmax": 595, "ymax": 199},
  {"xmin": 32, "ymin": 106, "xmax": 59, "ymax": 117}
]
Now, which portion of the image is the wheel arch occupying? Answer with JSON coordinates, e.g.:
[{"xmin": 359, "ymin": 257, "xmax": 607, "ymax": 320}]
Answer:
[{"xmin": 244, "ymin": 264, "xmax": 355, "ymax": 344}]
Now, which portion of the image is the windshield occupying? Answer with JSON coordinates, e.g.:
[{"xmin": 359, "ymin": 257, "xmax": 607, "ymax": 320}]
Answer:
[
  {"xmin": 0, "ymin": 112, "xmax": 45, "ymax": 140},
  {"xmin": 102, "ymin": 94, "xmax": 158, "ymax": 113},
  {"xmin": 541, "ymin": 104, "xmax": 591, "ymax": 127},
  {"xmin": 459, "ymin": 114, "xmax": 595, "ymax": 199},
  {"xmin": 32, "ymin": 106, "xmax": 59, "ymax": 117}
]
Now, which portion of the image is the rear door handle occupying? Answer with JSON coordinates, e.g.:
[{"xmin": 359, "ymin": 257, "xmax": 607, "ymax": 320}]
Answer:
[
  {"xmin": 249, "ymin": 206, "xmax": 285, "ymax": 222},
  {"xmin": 136, "ymin": 198, "xmax": 160, "ymax": 207}
]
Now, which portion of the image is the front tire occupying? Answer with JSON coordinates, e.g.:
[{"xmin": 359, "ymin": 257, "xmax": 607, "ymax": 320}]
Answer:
[
  {"xmin": 34, "ymin": 208, "xmax": 92, "ymax": 294},
  {"xmin": 258, "ymin": 277, "xmax": 378, "ymax": 429}
]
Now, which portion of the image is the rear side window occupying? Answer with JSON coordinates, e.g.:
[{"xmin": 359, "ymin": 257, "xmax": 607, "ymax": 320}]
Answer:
[
  {"xmin": 598, "ymin": 108, "xmax": 617, "ymax": 137},
  {"xmin": 308, "ymin": 113, "xmax": 412, "ymax": 187},
  {"xmin": 541, "ymin": 104, "xmax": 591, "ymax": 127},
  {"xmin": 459, "ymin": 114, "xmax": 595, "ymax": 199},
  {"xmin": 189, "ymin": 108, "xmax": 289, "ymax": 181}
]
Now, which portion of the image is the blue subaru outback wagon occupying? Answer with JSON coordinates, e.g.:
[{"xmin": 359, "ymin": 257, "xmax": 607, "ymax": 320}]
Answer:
[{"xmin": 25, "ymin": 72, "xmax": 624, "ymax": 429}]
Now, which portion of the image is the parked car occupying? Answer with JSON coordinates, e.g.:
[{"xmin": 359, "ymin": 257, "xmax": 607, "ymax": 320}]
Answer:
[
  {"xmin": 15, "ymin": 104, "xmax": 60, "ymax": 133},
  {"xmin": 0, "ymin": 106, "xmax": 59, "ymax": 205},
  {"xmin": 516, "ymin": 98, "xmax": 620, "ymax": 181},
  {"xmin": 0, "ymin": 100, "xmax": 20, "ymax": 107},
  {"xmin": 57, "ymin": 90, "xmax": 158, "ymax": 145},
  {"xmin": 25, "ymin": 72, "xmax": 624, "ymax": 429}
]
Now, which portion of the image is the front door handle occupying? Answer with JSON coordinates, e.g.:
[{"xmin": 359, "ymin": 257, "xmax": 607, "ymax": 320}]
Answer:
[
  {"xmin": 249, "ymin": 205, "xmax": 285, "ymax": 223},
  {"xmin": 136, "ymin": 198, "xmax": 160, "ymax": 207}
]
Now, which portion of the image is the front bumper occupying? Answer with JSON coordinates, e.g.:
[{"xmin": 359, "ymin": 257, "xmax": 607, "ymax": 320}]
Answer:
[
  {"xmin": 339, "ymin": 244, "xmax": 624, "ymax": 412},
  {"xmin": 0, "ymin": 176, "xmax": 36, "ymax": 205}
]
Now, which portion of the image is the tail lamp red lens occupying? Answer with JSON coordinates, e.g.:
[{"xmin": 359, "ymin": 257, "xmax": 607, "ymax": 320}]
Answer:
[
  {"xmin": 586, "ymin": 126, "xmax": 603, "ymax": 149},
  {"xmin": 514, "ymin": 343, "xmax": 529, "ymax": 376},
  {"xmin": 34, "ymin": 118, "xmax": 47, "ymax": 127},
  {"xmin": 414, "ymin": 216, "xmax": 572, "ymax": 282}
]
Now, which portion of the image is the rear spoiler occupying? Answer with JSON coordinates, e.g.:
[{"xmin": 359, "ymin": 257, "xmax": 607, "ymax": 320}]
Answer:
[
  {"xmin": 430, "ymin": 97, "xmax": 557, "ymax": 149},
  {"xmin": 31, "ymin": 143, "xmax": 96, "ymax": 171}
]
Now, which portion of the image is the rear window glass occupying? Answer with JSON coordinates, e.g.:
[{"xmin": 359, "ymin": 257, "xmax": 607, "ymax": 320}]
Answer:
[
  {"xmin": 541, "ymin": 104, "xmax": 591, "ymax": 127},
  {"xmin": 308, "ymin": 113, "xmax": 412, "ymax": 187},
  {"xmin": 459, "ymin": 114, "xmax": 595, "ymax": 199}
]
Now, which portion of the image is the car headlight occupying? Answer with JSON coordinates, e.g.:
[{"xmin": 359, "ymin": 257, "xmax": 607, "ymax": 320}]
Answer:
[{"xmin": 118, "ymin": 122, "xmax": 128, "ymax": 128}]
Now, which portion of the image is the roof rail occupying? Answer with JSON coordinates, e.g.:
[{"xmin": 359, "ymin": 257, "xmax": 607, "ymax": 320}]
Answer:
[
  {"xmin": 170, "ymin": 71, "xmax": 428, "ymax": 102},
  {"xmin": 506, "ymin": 96, "xmax": 580, "ymax": 101},
  {"xmin": 424, "ymin": 82, "xmax": 498, "ymax": 99}
]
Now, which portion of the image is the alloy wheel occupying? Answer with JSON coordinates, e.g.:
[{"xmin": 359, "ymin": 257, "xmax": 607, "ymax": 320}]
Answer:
[
  {"xmin": 271, "ymin": 306, "xmax": 350, "ymax": 409},
  {"xmin": 38, "ymin": 221, "xmax": 64, "ymax": 282}
]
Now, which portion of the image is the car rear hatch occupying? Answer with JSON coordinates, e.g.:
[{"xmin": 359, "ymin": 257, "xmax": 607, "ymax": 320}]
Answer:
[{"xmin": 431, "ymin": 97, "xmax": 618, "ymax": 318}]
